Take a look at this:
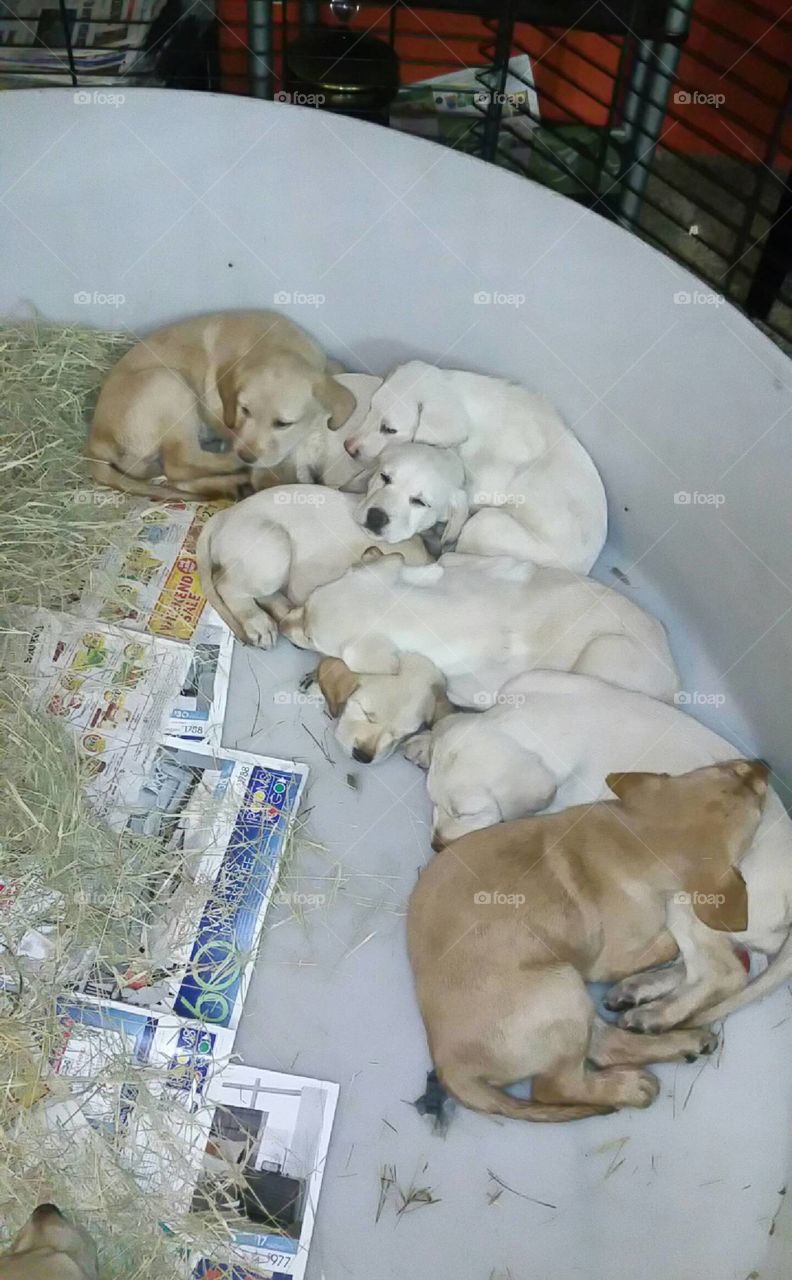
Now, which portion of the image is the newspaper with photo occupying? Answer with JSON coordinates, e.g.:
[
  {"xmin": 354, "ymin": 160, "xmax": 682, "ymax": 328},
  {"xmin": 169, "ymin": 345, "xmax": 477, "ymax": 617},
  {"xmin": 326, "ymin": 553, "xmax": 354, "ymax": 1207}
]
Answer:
[
  {"xmin": 76, "ymin": 745, "xmax": 308, "ymax": 1031},
  {"xmin": 78, "ymin": 499, "xmax": 233, "ymax": 750}
]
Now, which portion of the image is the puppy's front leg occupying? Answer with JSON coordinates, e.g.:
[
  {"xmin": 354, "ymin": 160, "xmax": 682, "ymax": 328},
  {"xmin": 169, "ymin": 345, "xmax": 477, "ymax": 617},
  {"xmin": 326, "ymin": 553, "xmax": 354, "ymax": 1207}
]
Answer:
[
  {"xmin": 619, "ymin": 902, "xmax": 746, "ymax": 1032},
  {"xmin": 604, "ymin": 957, "xmax": 686, "ymax": 1012}
]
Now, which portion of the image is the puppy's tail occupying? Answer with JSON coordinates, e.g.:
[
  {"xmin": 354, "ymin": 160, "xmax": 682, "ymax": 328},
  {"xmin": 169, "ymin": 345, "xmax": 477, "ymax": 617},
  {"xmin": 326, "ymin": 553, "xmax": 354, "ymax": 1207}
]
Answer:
[
  {"xmin": 86, "ymin": 456, "xmax": 202, "ymax": 502},
  {"xmin": 439, "ymin": 1068, "xmax": 614, "ymax": 1123},
  {"xmin": 694, "ymin": 931, "xmax": 792, "ymax": 1024}
]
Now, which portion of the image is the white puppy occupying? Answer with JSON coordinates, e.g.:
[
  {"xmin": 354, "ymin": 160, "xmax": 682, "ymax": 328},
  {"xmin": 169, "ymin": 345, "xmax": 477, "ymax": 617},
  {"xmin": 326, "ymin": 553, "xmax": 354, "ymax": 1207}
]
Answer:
[
  {"xmin": 196, "ymin": 488, "xmax": 429, "ymax": 647},
  {"xmin": 343, "ymin": 360, "xmax": 607, "ymax": 573},
  {"xmin": 357, "ymin": 442, "xmax": 468, "ymax": 544},
  {"xmin": 404, "ymin": 669, "xmax": 792, "ymax": 1028},
  {"xmin": 281, "ymin": 550, "xmax": 678, "ymax": 705}
]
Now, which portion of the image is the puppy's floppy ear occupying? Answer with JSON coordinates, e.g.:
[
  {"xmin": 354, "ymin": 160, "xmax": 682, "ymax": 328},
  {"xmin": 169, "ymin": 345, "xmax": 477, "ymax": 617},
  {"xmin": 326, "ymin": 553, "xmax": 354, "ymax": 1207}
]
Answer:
[
  {"xmin": 315, "ymin": 374, "xmax": 356, "ymax": 430},
  {"xmin": 403, "ymin": 730, "xmax": 433, "ymax": 769},
  {"xmin": 686, "ymin": 866, "xmax": 749, "ymax": 932},
  {"xmin": 605, "ymin": 770, "xmax": 669, "ymax": 802},
  {"xmin": 414, "ymin": 398, "xmax": 468, "ymax": 447},
  {"xmin": 440, "ymin": 488, "xmax": 470, "ymax": 547},
  {"xmin": 316, "ymin": 657, "xmax": 359, "ymax": 717},
  {"xmin": 216, "ymin": 362, "xmax": 239, "ymax": 431}
]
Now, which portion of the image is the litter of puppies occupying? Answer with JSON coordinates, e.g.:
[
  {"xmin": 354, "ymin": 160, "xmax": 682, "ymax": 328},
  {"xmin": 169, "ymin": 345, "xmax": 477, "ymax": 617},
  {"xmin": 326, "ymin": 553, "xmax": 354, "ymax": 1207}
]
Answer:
[{"xmin": 1, "ymin": 310, "xmax": 786, "ymax": 1276}]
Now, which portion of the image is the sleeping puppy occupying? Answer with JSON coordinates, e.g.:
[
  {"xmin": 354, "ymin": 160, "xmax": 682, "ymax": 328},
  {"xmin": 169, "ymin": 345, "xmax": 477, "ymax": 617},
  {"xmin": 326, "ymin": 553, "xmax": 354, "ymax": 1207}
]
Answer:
[
  {"xmin": 0, "ymin": 1204, "xmax": 98, "ymax": 1280},
  {"xmin": 357, "ymin": 443, "xmax": 469, "ymax": 545},
  {"xmin": 196, "ymin": 487, "xmax": 430, "ymax": 646},
  {"xmin": 406, "ymin": 669, "xmax": 792, "ymax": 1030},
  {"xmin": 280, "ymin": 550, "xmax": 678, "ymax": 704},
  {"xmin": 408, "ymin": 761, "xmax": 768, "ymax": 1123},
  {"xmin": 306, "ymin": 654, "xmax": 452, "ymax": 762},
  {"xmin": 342, "ymin": 360, "xmax": 607, "ymax": 573},
  {"xmin": 87, "ymin": 310, "xmax": 355, "ymax": 500}
]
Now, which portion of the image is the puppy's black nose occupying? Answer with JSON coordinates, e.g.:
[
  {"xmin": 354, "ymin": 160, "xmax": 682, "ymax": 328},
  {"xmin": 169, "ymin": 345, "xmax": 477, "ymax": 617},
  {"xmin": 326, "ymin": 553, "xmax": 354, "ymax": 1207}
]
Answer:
[
  {"xmin": 352, "ymin": 745, "xmax": 373, "ymax": 764},
  {"xmin": 365, "ymin": 507, "xmax": 389, "ymax": 534}
]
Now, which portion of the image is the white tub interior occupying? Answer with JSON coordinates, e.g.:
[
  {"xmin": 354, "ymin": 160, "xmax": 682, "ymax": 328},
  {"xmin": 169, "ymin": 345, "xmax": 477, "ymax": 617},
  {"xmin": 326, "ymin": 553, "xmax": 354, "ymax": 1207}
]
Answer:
[{"xmin": 4, "ymin": 88, "xmax": 792, "ymax": 1279}]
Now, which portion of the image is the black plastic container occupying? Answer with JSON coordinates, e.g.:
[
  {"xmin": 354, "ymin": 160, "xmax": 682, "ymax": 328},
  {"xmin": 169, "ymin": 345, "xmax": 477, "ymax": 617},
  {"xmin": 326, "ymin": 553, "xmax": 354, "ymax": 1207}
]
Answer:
[{"xmin": 284, "ymin": 28, "xmax": 399, "ymax": 125}]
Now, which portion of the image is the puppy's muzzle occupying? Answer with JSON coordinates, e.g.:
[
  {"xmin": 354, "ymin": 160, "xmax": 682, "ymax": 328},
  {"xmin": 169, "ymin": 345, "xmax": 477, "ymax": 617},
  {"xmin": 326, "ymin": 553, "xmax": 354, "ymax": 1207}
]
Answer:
[{"xmin": 364, "ymin": 507, "xmax": 389, "ymax": 534}]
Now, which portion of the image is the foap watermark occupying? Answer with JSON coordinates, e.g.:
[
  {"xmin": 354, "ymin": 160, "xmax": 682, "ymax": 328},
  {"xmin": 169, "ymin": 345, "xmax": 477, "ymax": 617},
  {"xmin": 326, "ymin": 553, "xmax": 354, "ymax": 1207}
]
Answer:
[
  {"xmin": 274, "ymin": 90, "xmax": 325, "ymax": 106},
  {"xmin": 74, "ymin": 88, "xmax": 125, "ymax": 108},
  {"xmin": 673, "ymin": 890, "xmax": 726, "ymax": 908},
  {"xmin": 273, "ymin": 489, "xmax": 327, "ymax": 505},
  {"xmin": 473, "ymin": 89, "xmax": 523, "ymax": 108},
  {"xmin": 473, "ymin": 689, "xmax": 527, "ymax": 708},
  {"xmin": 674, "ymin": 490, "xmax": 725, "ymax": 507},
  {"xmin": 473, "ymin": 290, "xmax": 526, "ymax": 308},
  {"xmin": 474, "ymin": 890, "xmax": 526, "ymax": 907},
  {"xmin": 674, "ymin": 690, "xmax": 726, "ymax": 708},
  {"xmin": 272, "ymin": 688, "xmax": 324, "ymax": 707},
  {"xmin": 472, "ymin": 491, "xmax": 526, "ymax": 507},
  {"xmin": 72, "ymin": 489, "xmax": 125, "ymax": 507},
  {"xmin": 274, "ymin": 890, "xmax": 326, "ymax": 908},
  {"xmin": 74, "ymin": 290, "xmax": 126, "ymax": 309},
  {"xmin": 673, "ymin": 289, "xmax": 725, "ymax": 307},
  {"xmin": 273, "ymin": 289, "xmax": 325, "ymax": 308},
  {"xmin": 673, "ymin": 89, "xmax": 725, "ymax": 108}
]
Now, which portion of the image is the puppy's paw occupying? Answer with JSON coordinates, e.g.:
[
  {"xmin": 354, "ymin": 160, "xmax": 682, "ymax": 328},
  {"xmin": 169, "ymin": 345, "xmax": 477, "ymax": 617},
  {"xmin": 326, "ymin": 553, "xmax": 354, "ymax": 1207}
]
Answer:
[
  {"xmin": 242, "ymin": 614, "xmax": 278, "ymax": 649},
  {"xmin": 618, "ymin": 1004, "xmax": 676, "ymax": 1036},
  {"xmin": 684, "ymin": 1029, "xmax": 719, "ymax": 1061},
  {"xmin": 604, "ymin": 1067, "xmax": 660, "ymax": 1109}
]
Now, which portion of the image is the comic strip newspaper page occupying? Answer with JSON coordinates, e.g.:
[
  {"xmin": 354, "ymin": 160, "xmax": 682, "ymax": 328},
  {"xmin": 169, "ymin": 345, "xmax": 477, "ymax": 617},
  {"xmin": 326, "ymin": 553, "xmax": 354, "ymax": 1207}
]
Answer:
[
  {"xmin": 78, "ymin": 499, "xmax": 233, "ymax": 749},
  {"xmin": 13, "ymin": 608, "xmax": 192, "ymax": 830}
]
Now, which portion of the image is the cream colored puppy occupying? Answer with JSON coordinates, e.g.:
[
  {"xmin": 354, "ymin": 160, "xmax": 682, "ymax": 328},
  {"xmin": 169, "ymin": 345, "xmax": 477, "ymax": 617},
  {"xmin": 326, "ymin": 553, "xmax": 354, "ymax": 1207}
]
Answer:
[
  {"xmin": 408, "ymin": 761, "xmax": 768, "ymax": 1123},
  {"xmin": 281, "ymin": 551, "xmax": 678, "ymax": 705},
  {"xmin": 0, "ymin": 1205, "xmax": 98, "ymax": 1280},
  {"xmin": 87, "ymin": 310, "xmax": 355, "ymax": 500},
  {"xmin": 305, "ymin": 654, "xmax": 452, "ymax": 763},
  {"xmin": 196, "ymin": 488, "xmax": 430, "ymax": 647},
  {"xmin": 357, "ymin": 442, "xmax": 469, "ymax": 544},
  {"xmin": 343, "ymin": 360, "xmax": 607, "ymax": 573}
]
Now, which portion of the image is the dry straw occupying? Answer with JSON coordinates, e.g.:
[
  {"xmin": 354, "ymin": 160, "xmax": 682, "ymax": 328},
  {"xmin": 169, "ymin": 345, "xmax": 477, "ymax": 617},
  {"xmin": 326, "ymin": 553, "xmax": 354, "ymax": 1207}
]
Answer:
[{"xmin": 0, "ymin": 322, "xmax": 288, "ymax": 1275}]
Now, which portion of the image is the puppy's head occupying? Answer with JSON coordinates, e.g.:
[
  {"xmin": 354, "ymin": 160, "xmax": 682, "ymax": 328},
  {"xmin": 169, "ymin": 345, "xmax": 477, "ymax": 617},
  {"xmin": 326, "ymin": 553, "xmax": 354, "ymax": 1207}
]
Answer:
[
  {"xmin": 313, "ymin": 653, "xmax": 451, "ymax": 763},
  {"xmin": 356, "ymin": 442, "xmax": 468, "ymax": 544},
  {"xmin": 606, "ymin": 759, "xmax": 770, "ymax": 931},
  {"xmin": 344, "ymin": 368, "xmax": 424, "ymax": 463},
  {"xmin": 218, "ymin": 351, "xmax": 354, "ymax": 466},
  {"xmin": 0, "ymin": 1204, "xmax": 98, "ymax": 1280},
  {"xmin": 408, "ymin": 717, "xmax": 558, "ymax": 847}
]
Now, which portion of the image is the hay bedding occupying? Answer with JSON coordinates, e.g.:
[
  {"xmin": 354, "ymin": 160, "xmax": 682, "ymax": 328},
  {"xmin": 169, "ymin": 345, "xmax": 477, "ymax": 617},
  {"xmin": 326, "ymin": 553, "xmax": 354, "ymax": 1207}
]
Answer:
[{"xmin": 0, "ymin": 322, "xmax": 280, "ymax": 1276}]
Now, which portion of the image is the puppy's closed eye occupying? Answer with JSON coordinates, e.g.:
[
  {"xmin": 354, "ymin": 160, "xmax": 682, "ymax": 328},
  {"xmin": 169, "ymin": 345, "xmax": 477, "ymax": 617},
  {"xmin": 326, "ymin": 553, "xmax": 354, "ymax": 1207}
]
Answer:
[
  {"xmin": 380, "ymin": 423, "xmax": 397, "ymax": 435},
  {"xmin": 239, "ymin": 405, "xmax": 251, "ymax": 418},
  {"xmin": 380, "ymin": 472, "xmax": 392, "ymax": 484},
  {"xmin": 410, "ymin": 496, "xmax": 428, "ymax": 507},
  {"xmin": 273, "ymin": 419, "xmax": 294, "ymax": 429}
]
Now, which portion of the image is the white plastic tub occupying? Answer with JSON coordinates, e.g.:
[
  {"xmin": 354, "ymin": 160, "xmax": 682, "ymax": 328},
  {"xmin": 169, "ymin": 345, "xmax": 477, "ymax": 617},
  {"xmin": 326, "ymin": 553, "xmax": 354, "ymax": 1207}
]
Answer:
[{"xmin": 4, "ymin": 88, "xmax": 792, "ymax": 1280}]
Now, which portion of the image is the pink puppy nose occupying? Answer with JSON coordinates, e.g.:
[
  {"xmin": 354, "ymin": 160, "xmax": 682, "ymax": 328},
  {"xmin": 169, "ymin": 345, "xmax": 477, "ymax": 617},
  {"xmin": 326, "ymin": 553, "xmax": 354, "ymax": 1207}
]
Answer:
[{"xmin": 344, "ymin": 439, "xmax": 360, "ymax": 458}]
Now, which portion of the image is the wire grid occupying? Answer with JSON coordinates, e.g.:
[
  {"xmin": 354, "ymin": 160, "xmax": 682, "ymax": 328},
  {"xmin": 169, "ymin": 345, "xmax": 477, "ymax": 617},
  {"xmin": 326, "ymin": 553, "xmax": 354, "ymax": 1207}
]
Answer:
[{"xmin": 0, "ymin": 0, "xmax": 791, "ymax": 344}]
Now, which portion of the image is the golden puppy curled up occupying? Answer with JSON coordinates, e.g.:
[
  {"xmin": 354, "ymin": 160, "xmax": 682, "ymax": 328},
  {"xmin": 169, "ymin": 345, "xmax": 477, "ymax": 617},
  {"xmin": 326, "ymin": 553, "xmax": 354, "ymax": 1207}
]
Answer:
[
  {"xmin": 86, "ymin": 310, "xmax": 355, "ymax": 500},
  {"xmin": 407, "ymin": 760, "xmax": 768, "ymax": 1123}
]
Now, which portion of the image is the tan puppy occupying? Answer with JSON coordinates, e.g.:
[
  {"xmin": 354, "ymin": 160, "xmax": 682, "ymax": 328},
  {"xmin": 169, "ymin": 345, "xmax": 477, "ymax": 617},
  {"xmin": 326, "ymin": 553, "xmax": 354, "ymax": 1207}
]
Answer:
[
  {"xmin": 86, "ymin": 310, "xmax": 355, "ymax": 500},
  {"xmin": 407, "ymin": 761, "xmax": 768, "ymax": 1123},
  {"xmin": 0, "ymin": 1205, "xmax": 98, "ymax": 1280},
  {"xmin": 310, "ymin": 654, "xmax": 452, "ymax": 762}
]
